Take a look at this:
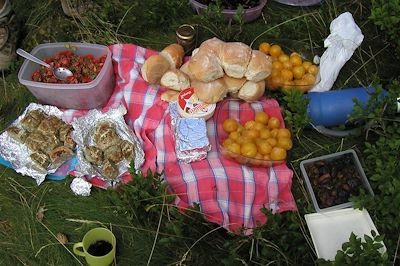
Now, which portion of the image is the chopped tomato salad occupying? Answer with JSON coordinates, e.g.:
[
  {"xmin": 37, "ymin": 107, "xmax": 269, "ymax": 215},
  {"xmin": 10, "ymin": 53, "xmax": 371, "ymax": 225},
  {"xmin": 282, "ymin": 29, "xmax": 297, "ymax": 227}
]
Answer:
[{"xmin": 31, "ymin": 50, "xmax": 106, "ymax": 84}]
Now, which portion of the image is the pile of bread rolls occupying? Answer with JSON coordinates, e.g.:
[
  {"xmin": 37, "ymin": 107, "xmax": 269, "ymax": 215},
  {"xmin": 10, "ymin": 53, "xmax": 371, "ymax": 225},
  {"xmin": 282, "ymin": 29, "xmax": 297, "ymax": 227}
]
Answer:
[{"xmin": 140, "ymin": 37, "xmax": 273, "ymax": 103}]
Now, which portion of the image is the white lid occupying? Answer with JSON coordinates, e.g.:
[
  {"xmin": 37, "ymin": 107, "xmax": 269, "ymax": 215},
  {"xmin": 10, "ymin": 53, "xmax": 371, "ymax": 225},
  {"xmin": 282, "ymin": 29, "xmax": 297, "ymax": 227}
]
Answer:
[
  {"xmin": 177, "ymin": 87, "xmax": 216, "ymax": 120},
  {"xmin": 305, "ymin": 208, "xmax": 386, "ymax": 261}
]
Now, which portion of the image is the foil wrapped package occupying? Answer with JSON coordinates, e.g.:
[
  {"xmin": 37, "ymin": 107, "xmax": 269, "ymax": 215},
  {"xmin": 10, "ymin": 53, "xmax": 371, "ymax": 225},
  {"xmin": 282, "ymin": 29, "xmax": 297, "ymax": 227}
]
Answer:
[
  {"xmin": 0, "ymin": 103, "xmax": 74, "ymax": 185},
  {"xmin": 169, "ymin": 102, "xmax": 211, "ymax": 163},
  {"xmin": 70, "ymin": 177, "xmax": 92, "ymax": 196},
  {"xmin": 72, "ymin": 105, "xmax": 144, "ymax": 185}
]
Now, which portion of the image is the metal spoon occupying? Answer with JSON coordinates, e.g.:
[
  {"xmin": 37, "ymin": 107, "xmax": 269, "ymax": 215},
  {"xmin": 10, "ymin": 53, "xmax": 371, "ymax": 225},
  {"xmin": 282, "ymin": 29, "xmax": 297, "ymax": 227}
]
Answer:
[{"xmin": 16, "ymin": 48, "xmax": 74, "ymax": 81}]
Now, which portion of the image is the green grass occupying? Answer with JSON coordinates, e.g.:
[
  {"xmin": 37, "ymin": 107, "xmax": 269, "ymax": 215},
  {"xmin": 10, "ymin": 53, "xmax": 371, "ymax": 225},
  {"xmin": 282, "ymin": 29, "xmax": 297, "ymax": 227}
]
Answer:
[{"xmin": 1, "ymin": 0, "xmax": 399, "ymax": 265}]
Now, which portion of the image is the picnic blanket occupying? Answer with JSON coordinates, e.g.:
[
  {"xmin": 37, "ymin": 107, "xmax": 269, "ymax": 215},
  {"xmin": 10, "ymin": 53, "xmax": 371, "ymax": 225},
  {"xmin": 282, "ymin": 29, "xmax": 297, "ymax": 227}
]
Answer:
[{"xmin": 63, "ymin": 44, "xmax": 297, "ymax": 233}]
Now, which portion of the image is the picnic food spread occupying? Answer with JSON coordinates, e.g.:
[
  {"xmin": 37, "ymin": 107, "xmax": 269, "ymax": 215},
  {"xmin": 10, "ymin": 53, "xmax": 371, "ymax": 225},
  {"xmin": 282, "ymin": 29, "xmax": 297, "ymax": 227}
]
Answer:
[{"xmin": 1, "ymin": 37, "xmax": 320, "ymax": 234}]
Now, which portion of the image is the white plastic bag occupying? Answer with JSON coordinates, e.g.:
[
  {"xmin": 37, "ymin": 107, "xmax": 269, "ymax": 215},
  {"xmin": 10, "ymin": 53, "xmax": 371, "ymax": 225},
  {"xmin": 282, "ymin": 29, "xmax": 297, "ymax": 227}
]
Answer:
[{"xmin": 310, "ymin": 12, "xmax": 364, "ymax": 92}]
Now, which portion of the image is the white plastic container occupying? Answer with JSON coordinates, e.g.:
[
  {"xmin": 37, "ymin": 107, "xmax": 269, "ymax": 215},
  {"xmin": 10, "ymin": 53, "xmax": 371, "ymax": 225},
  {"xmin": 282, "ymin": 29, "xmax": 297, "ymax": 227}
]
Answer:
[
  {"xmin": 18, "ymin": 42, "xmax": 115, "ymax": 110},
  {"xmin": 300, "ymin": 149, "xmax": 374, "ymax": 212},
  {"xmin": 305, "ymin": 208, "xmax": 386, "ymax": 261}
]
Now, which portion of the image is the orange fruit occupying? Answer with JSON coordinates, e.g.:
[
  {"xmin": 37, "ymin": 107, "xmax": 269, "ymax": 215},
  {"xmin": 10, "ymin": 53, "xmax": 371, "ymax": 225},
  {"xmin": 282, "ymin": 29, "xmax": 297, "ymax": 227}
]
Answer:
[
  {"xmin": 266, "ymin": 137, "xmax": 277, "ymax": 147},
  {"xmin": 257, "ymin": 140, "xmax": 273, "ymax": 155},
  {"xmin": 277, "ymin": 137, "xmax": 293, "ymax": 150},
  {"xmin": 270, "ymin": 147, "xmax": 287, "ymax": 160},
  {"xmin": 243, "ymin": 129, "xmax": 260, "ymax": 139},
  {"xmin": 302, "ymin": 61, "xmax": 312, "ymax": 71},
  {"xmin": 255, "ymin": 112, "xmax": 269, "ymax": 125},
  {"xmin": 307, "ymin": 65, "xmax": 319, "ymax": 75},
  {"xmin": 253, "ymin": 121, "xmax": 265, "ymax": 131},
  {"xmin": 278, "ymin": 54, "xmax": 290, "ymax": 63},
  {"xmin": 244, "ymin": 120, "xmax": 257, "ymax": 130},
  {"xmin": 282, "ymin": 61, "xmax": 293, "ymax": 69},
  {"xmin": 268, "ymin": 117, "xmax": 281, "ymax": 129},
  {"xmin": 277, "ymin": 128, "xmax": 291, "ymax": 138},
  {"xmin": 223, "ymin": 118, "xmax": 239, "ymax": 133},
  {"xmin": 223, "ymin": 138, "xmax": 234, "ymax": 147},
  {"xmin": 281, "ymin": 69, "xmax": 294, "ymax": 81},
  {"xmin": 303, "ymin": 73, "xmax": 317, "ymax": 86},
  {"xmin": 241, "ymin": 142, "xmax": 258, "ymax": 158},
  {"xmin": 289, "ymin": 54, "xmax": 303, "ymax": 66},
  {"xmin": 259, "ymin": 128, "xmax": 271, "ymax": 139},
  {"xmin": 229, "ymin": 131, "xmax": 241, "ymax": 141},
  {"xmin": 292, "ymin": 65, "xmax": 306, "ymax": 79},
  {"xmin": 270, "ymin": 128, "xmax": 279, "ymax": 138},
  {"xmin": 269, "ymin": 44, "xmax": 282, "ymax": 58},
  {"xmin": 272, "ymin": 61, "xmax": 283, "ymax": 71},
  {"xmin": 259, "ymin": 42, "xmax": 271, "ymax": 54},
  {"xmin": 227, "ymin": 142, "xmax": 241, "ymax": 154}
]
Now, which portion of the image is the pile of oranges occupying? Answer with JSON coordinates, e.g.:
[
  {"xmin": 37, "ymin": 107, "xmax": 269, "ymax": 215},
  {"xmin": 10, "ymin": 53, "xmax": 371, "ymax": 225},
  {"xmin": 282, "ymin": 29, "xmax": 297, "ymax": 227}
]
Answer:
[
  {"xmin": 220, "ymin": 111, "xmax": 292, "ymax": 166},
  {"xmin": 259, "ymin": 42, "xmax": 319, "ymax": 92}
]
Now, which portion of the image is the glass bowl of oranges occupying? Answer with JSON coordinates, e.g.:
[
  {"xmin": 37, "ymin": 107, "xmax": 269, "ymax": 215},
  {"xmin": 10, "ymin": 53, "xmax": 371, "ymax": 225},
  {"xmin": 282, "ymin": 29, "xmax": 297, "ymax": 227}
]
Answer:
[
  {"xmin": 258, "ymin": 39, "xmax": 321, "ymax": 92},
  {"xmin": 215, "ymin": 98, "xmax": 293, "ymax": 167}
]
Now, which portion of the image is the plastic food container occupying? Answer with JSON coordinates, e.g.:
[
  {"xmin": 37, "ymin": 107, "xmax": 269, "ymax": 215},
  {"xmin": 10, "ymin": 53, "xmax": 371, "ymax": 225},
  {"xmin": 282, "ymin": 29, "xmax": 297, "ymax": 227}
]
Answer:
[
  {"xmin": 300, "ymin": 149, "xmax": 374, "ymax": 212},
  {"xmin": 189, "ymin": 0, "xmax": 268, "ymax": 23},
  {"xmin": 18, "ymin": 42, "xmax": 115, "ymax": 110},
  {"xmin": 263, "ymin": 39, "xmax": 321, "ymax": 92},
  {"xmin": 305, "ymin": 208, "xmax": 385, "ymax": 261},
  {"xmin": 215, "ymin": 98, "xmax": 288, "ymax": 167}
]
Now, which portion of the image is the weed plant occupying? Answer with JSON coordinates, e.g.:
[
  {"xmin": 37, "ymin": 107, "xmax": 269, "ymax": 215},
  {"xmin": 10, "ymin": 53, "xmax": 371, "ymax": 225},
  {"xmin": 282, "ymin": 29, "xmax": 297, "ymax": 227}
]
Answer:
[{"xmin": 0, "ymin": 0, "xmax": 399, "ymax": 265}]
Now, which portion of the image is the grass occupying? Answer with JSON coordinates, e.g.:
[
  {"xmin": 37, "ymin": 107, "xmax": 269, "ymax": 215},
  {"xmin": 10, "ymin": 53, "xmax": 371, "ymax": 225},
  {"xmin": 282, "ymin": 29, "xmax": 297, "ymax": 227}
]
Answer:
[{"xmin": 0, "ymin": 0, "xmax": 399, "ymax": 265}]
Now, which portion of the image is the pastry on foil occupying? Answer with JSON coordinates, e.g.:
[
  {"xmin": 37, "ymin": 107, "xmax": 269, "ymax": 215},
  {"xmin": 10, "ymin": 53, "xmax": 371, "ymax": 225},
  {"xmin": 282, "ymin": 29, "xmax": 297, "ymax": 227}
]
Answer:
[
  {"xmin": 7, "ymin": 126, "xmax": 29, "ymax": 143},
  {"xmin": 81, "ymin": 120, "xmax": 137, "ymax": 180},
  {"xmin": 49, "ymin": 146, "xmax": 74, "ymax": 164},
  {"xmin": 20, "ymin": 111, "xmax": 43, "ymax": 132},
  {"xmin": 120, "ymin": 139, "xmax": 135, "ymax": 162},
  {"xmin": 94, "ymin": 122, "xmax": 120, "ymax": 150},
  {"xmin": 102, "ymin": 159, "xmax": 119, "ymax": 179},
  {"xmin": 83, "ymin": 146, "xmax": 103, "ymax": 165},
  {"xmin": 37, "ymin": 115, "xmax": 61, "ymax": 136},
  {"xmin": 25, "ymin": 131, "xmax": 47, "ymax": 152},
  {"xmin": 30, "ymin": 151, "xmax": 50, "ymax": 170},
  {"xmin": 104, "ymin": 144, "xmax": 124, "ymax": 163},
  {"xmin": 10, "ymin": 109, "xmax": 76, "ymax": 170}
]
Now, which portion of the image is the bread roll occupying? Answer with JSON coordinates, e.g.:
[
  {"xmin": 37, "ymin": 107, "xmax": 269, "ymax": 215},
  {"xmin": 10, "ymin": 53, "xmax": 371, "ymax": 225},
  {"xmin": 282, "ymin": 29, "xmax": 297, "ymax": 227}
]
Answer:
[
  {"xmin": 237, "ymin": 80, "xmax": 265, "ymax": 102},
  {"xmin": 220, "ymin": 42, "xmax": 252, "ymax": 79},
  {"xmin": 245, "ymin": 50, "xmax": 273, "ymax": 82},
  {"xmin": 189, "ymin": 50, "xmax": 224, "ymax": 82},
  {"xmin": 198, "ymin": 37, "xmax": 225, "ymax": 58},
  {"xmin": 160, "ymin": 69, "xmax": 190, "ymax": 91},
  {"xmin": 223, "ymin": 75, "xmax": 246, "ymax": 94},
  {"xmin": 179, "ymin": 61, "xmax": 196, "ymax": 81},
  {"xmin": 160, "ymin": 43, "xmax": 185, "ymax": 69},
  {"xmin": 160, "ymin": 89, "xmax": 180, "ymax": 102},
  {"xmin": 141, "ymin": 54, "xmax": 170, "ymax": 84},
  {"xmin": 192, "ymin": 78, "xmax": 227, "ymax": 104}
]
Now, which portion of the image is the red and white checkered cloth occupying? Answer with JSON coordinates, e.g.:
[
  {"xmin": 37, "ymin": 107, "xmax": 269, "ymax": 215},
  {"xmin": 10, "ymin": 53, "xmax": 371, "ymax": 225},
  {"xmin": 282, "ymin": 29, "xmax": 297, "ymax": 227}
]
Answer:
[{"xmin": 64, "ymin": 44, "xmax": 297, "ymax": 233}]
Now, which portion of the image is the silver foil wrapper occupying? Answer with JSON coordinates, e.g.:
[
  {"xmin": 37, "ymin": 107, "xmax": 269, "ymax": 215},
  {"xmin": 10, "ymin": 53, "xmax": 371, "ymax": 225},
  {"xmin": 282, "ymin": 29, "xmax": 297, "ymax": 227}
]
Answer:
[
  {"xmin": 70, "ymin": 177, "xmax": 92, "ymax": 196},
  {"xmin": 169, "ymin": 102, "xmax": 211, "ymax": 163},
  {"xmin": 0, "ymin": 103, "xmax": 69, "ymax": 185},
  {"xmin": 72, "ymin": 105, "xmax": 144, "ymax": 183}
]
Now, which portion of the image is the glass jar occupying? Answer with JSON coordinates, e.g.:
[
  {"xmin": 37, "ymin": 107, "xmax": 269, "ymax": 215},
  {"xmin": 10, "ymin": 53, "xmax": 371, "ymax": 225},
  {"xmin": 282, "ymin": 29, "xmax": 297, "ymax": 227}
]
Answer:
[{"xmin": 176, "ymin": 24, "xmax": 196, "ymax": 55}]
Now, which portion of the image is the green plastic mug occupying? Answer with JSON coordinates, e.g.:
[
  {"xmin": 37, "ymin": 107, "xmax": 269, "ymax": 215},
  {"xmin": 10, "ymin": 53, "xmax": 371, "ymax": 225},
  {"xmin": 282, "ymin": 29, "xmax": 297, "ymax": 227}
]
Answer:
[{"xmin": 73, "ymin": 227, "xmax": 116, "ymax": 266}]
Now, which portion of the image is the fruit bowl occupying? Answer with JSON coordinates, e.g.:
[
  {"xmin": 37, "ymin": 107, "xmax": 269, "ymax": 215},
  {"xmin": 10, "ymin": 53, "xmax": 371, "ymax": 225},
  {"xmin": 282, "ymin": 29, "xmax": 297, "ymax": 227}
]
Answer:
[
  {"xmin": 215, "ymin": 98, "xmax": 292, "ymax": 167},
  {"xmin": 258, "ymin": 39, "xmax": 321, "ymax": 92}
]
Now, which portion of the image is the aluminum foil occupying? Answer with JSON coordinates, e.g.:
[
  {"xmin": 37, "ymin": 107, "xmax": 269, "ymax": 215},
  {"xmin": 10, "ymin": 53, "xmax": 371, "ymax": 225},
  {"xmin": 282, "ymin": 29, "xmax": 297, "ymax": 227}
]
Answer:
[
  {"xmin": 72, "ymin": 105, "xmax": 144, "ymax": 183},
  {"xmin": 70, "ymin": 177, "xmax": 92, "ymax": 196},
  {"xmin": 169, "ymin": 102, "xmax": 211, "ymax": 163},
  {"xmin": 0, "ymin": 103, "xmax": 70, "ymax": 185}
]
